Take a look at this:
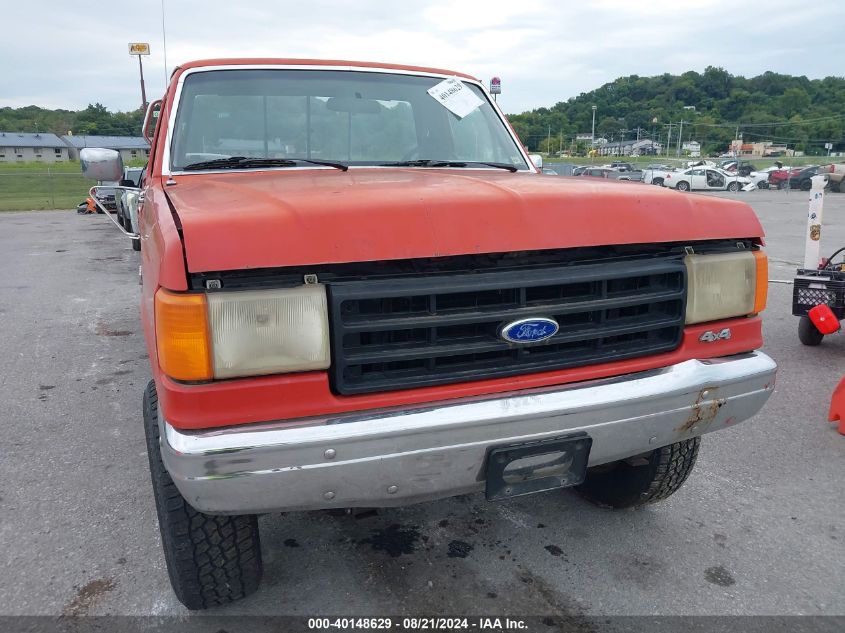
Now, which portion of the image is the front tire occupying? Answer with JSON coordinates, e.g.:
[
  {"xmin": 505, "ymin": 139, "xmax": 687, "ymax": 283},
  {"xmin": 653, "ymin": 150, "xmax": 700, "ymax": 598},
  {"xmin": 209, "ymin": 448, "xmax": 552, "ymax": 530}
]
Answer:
[
  {"xmin": 676, "ymin": 181, "xmax": 690, "ymax": 192},
  {"xmin": 727, "ymin": 182, "xmax": 740, "ymax": 192},
  {"xmin": 142, "ymin": 381, "xmax": 263, "ymax": 610},
  {"xmin": 801, "ymin": 179, "xmax": 812, "ymax": 191},
  {"xmin": 576, "ymin": 438, "xmax": 700, "ymax": 509},
  {"xmin": 798, "ymin": 316, "xmax": 824, "ymax": 346},
  {"xmin": 652, "ymin": 178, "xmax": 664, "ymax": 186}
]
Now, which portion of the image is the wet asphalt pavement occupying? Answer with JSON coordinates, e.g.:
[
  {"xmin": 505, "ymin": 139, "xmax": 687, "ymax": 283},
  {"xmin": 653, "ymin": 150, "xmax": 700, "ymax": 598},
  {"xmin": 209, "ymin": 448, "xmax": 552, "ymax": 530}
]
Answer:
[{"xmin": 0, "ymin": 188, "xmax": 843, "ymax": 619}]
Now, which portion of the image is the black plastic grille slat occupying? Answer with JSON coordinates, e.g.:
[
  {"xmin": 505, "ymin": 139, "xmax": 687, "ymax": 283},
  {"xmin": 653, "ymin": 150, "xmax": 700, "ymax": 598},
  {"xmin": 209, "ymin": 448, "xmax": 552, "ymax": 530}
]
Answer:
[
  {"xmin": 343, "ymin": 316, "xmax": 682, "ymax": 364},
  {"xmin": 328, "ymin": 259, "xmax": 687, "ymax": 395},
  {"xmin": 339, "ymin": 289, "xmax": 685, "ymax": 332}
]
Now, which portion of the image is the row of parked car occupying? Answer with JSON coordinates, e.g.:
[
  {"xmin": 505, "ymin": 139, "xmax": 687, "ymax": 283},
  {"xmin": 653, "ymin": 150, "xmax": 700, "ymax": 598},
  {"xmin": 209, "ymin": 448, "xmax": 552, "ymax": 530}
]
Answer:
[
  {"xmin": 570, "ymin": 162, "xmax": 644, "ymax": 181},
  {"xmin": 561, "ymin": 158, "xmax": 845, "ymax": 194},
  {"xmin": 638, "ymin": 159, "xmax": 843, "ymax": 193}
]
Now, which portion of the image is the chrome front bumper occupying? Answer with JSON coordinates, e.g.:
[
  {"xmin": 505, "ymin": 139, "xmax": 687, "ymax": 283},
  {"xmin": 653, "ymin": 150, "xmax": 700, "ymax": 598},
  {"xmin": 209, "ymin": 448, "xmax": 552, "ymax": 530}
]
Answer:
[{"xmin": 161, "ymin": 351, "xmax": 776, "ymax": 514}]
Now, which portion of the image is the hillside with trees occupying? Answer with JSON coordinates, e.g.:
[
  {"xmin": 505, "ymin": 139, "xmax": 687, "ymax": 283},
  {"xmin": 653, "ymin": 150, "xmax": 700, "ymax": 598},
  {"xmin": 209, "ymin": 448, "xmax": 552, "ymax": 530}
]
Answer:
[
  {"xmin": 2, "ymin": 68, "xmax": 844, "ymax": 156},
  {"xmin": 0, "ymin": 103, "xmax": 144, "ymax": 137},
  {"xmin": 506, "ymin": 67, "xmax": 845, "ymax": 155}
]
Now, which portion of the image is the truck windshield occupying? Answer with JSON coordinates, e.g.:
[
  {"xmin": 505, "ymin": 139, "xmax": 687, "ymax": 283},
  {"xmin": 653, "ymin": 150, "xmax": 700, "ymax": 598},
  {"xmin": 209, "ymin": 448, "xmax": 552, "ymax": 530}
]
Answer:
[{"xmin": 169, "ymin": 69, "xmax": 529, "ymax": 172}]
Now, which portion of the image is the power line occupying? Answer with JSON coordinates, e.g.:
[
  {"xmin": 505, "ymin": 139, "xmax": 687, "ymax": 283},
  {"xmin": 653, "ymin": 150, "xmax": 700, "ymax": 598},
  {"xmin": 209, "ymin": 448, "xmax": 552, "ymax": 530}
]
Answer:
[
  {"xmin": 686, "ymin": 113, "xmax": 845, "ymax": 129},
  {"xmin": 740, "ymin": 130, "xmax": 845, "ymax": 143}
]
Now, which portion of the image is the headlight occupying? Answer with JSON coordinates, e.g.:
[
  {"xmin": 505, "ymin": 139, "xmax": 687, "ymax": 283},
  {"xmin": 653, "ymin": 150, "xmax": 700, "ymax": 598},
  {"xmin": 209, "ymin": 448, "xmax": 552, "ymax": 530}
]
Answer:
[
  {"xmin": 155, "ymin": 285, "xmax": 330, "ymax": 381},
  {"xmin": 208, "ymin": 286, "xmax": 330, "ymax": 378},
  {"xmin": 685, "ymin": 251, "xmax": 767, "ymax": 324}
]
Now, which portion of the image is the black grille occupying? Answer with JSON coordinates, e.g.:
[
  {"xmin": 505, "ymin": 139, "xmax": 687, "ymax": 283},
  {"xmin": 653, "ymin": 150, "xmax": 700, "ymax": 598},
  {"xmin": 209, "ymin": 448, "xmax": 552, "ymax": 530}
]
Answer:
[{"xmin": 328, "ymin": 259, "xmax": 687, "ymax": 395}]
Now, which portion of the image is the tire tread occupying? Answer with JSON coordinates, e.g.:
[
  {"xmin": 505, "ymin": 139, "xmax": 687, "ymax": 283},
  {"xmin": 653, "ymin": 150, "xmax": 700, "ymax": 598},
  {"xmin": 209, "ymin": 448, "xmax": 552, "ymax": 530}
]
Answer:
[
  {"xmin": 576, "ymin": 438, "xmax": 701, "ymax": 509},
  {"xmin": 142, "ymin": 381, "xmax": 262, "ymax": 610},
  {"xmin": 798, "ymin": 316, "xmax": 824, "ymax": 346}
]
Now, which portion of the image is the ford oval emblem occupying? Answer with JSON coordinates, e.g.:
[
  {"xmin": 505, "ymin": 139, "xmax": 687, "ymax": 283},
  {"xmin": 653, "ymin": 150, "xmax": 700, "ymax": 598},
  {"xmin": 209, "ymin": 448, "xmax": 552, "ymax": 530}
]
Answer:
[{"xmin": 499, "ymin": 317, "xmax": 559, "ymax": 344}]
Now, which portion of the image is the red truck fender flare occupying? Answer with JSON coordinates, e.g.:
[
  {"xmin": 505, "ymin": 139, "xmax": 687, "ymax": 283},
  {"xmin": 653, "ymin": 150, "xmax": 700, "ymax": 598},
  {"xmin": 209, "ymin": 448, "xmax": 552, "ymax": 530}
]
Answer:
[{"xmin": 829, "ymin": 375, "xmax": 845, "ymax": 435}]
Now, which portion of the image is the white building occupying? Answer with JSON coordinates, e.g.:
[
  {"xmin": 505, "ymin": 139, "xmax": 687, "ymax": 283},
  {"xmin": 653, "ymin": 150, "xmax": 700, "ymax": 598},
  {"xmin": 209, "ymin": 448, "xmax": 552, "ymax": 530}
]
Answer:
[
  {"xmin": 682, "ymin": 141, "xmax": 701, "ymax": 157},
  {"xmin": 575, "ymin": 133, "xmax": 608, "ymax": 147},
  {"xmin": 0, "ymin": 132, "xmax": 69, "ymax": 162},
  {"xmin": 597, "ymin": 139, "xmax": 662, "ymax": 157},
  {"xmin": 62, "ymin": 135, "xmax": 150, "ymax": 162}
]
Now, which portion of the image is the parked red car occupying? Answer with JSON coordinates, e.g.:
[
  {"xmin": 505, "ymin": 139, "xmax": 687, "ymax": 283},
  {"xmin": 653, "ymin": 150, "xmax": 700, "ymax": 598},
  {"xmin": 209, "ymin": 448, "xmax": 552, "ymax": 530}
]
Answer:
[{"xmin": 768, "ymin": 166, "xmax": 804, "ymax": 189}]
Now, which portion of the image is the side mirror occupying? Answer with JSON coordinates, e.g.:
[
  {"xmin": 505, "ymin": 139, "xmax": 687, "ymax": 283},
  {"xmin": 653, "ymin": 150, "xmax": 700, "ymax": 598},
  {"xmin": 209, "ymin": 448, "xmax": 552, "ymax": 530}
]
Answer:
[
  {"xmin": 80, "ymin": 149, "xmax": 139, "ymax": 243},
  {"xmin": 143, "ymin": 99, "xmax": 163, "ymax": 143},
  {"xmin": 528, "ymin": 154, "xmax": 543, "ymax": 169},
  {"xmin": 80, "ymin": 148, "xmax": 124, "ymax": 182}
]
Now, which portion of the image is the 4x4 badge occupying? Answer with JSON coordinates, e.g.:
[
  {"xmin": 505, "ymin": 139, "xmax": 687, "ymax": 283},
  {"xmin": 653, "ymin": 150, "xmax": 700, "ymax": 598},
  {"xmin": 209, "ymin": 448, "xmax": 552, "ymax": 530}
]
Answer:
[{"xmin": 699, "ymin": 328, "xmax": 731, "ymax": 343}]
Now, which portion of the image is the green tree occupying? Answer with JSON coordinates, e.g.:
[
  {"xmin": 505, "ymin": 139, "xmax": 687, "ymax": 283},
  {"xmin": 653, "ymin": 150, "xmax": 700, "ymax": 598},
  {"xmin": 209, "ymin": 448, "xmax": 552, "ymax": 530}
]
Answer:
[
  {"xmin": 0, "ymin": 103, "xmax": 144, "ymax": 137},
  {"xmin": 507, "ymin": 68, "xmax": 845, "ymax": 155}
]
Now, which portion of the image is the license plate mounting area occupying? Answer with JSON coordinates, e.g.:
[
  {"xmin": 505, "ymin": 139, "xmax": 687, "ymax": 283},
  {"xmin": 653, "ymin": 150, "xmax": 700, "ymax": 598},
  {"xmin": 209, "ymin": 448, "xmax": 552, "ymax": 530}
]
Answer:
[{"xmin": 485, "ymin": 433, "xmax": 592, "ymax": 501}]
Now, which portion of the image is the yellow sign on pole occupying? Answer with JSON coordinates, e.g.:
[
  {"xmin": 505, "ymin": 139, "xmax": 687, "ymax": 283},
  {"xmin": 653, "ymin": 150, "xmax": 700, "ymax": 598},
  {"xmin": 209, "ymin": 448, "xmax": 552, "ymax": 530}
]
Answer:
[{"xmin": 128, "ymin": 42, "xmax": 150, "ymax": 55}]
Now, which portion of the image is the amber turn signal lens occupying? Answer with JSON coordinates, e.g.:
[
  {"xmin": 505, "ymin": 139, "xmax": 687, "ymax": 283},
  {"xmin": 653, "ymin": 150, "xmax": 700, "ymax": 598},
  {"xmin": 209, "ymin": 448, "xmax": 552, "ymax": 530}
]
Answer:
[
  {"xmin": 752, "ymin": 250, "xmax": 768, "ymax": 314},
  {"xmin": 155, "ymin": 289, "xmax": 212, "ymax": 381}
]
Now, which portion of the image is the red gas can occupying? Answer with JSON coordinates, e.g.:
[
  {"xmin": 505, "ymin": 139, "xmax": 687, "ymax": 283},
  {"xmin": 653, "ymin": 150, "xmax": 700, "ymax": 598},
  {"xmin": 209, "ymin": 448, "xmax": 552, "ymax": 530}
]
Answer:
[{"xmin": 808, "ymin": 304, "xmax": 841, "ymax": 335}]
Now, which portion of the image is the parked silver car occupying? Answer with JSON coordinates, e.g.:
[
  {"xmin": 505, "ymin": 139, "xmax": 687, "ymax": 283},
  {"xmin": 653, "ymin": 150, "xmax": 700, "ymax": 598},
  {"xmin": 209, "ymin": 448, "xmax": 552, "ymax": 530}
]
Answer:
[{"xmin": 115, "ymin": 167, "xmax": 144, "ymax": 251}]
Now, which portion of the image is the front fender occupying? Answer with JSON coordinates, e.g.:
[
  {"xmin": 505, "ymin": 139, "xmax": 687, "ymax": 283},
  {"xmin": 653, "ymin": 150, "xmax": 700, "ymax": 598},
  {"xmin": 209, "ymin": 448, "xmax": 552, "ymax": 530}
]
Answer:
[{"xmin": 829, "ymin": 375, "xmax": 845, "ymax": 435}]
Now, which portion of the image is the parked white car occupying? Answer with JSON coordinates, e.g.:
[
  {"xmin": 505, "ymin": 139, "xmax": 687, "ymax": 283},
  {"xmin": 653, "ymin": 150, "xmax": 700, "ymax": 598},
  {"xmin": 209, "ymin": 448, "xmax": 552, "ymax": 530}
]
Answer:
[
  {"xmin": 747, "ymin": 166, "xmax": 781, "ymax": 189},
  {"xmin": 663, "ymin": 167, "xmax": 752, "ymax": 192},
  {"xmin": 642, "ymin": 164, "xmax": 677, "ymax": 185}
]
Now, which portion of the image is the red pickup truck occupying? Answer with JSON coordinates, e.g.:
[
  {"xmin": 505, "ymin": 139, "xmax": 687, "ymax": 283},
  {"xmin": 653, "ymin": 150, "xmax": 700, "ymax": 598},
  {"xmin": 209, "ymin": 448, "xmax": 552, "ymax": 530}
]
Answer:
[{"xmin": 81, "ymin": 58, "xmax": 776, "ymax": 610}]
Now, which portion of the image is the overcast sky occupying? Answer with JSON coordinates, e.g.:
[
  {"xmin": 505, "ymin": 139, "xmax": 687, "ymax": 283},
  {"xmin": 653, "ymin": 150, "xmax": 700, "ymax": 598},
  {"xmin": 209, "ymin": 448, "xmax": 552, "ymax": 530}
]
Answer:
[{"xmin": 3, "ymin": 0, "xmax": 843, "ymax": 115}]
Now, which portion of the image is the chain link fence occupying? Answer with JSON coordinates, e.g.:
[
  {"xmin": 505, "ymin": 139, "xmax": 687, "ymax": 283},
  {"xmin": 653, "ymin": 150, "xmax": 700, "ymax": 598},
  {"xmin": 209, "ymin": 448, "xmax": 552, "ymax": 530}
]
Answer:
[{"xmin": 0, "ymin": 170, "xmax": 98, "ymax": 211}]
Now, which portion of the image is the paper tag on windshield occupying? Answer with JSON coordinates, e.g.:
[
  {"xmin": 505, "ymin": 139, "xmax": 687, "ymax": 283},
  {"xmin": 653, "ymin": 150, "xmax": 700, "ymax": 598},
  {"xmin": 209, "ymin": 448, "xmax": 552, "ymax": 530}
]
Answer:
[{"xmin": 427, "ymin": 77, "xmax": 483, "ymax": 118}]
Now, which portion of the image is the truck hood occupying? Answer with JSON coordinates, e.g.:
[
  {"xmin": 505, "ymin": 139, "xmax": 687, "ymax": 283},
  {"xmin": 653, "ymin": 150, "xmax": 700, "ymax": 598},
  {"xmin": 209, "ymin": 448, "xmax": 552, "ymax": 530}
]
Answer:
[{"xmin": 163, "ymin": 169, "xmax": 765, "ymax": 273}]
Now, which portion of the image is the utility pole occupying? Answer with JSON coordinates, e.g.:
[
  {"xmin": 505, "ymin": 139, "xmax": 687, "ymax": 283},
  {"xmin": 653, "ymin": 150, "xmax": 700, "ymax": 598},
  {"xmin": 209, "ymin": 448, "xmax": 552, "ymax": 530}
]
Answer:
[
  {"xmin": 665, "ymin": 123, "xmax": 673, "ymax": 158},
  {"xmin": 128, "ymin": 43, "xmax": 151, "ymax": 111},
  {"xmin": 591, "ymin": 105, "xmax": 597, "ymax": 145},
  {"xmin": 138, "ymin": 56, "xmax": 147, "ymax": 110},
  {"xmin": 547, "ymin": 125, "xmax": 551, "ymax": 154},
  {"xmin": 652, "ymin": 118, "xmax": 657, "ymax": 155},
  {"xmin": 677, "ymin": 120, "xmax": 684, "ymax": 157}
]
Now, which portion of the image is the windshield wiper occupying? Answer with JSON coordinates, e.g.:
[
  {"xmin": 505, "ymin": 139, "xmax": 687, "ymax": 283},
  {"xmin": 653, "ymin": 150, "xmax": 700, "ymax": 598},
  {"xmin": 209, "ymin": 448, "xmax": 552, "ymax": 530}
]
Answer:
[
  {"xmin": 380, "ymin": 159, "xmax": 518, "ymax": 172},
  {"xmin": 182, "ymin": 156, "xmax": 348, "ymax": 171},
  {"xmin": 289, "ymin": 158, "xmax": 349, "ymax": 171}
]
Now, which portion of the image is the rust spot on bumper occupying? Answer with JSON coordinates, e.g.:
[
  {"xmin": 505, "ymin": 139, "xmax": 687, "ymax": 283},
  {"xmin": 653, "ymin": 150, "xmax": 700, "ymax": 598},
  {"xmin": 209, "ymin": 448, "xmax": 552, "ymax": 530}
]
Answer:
[{"xmin": 678, "ymin": 388, "xmax": 727, "ymax": 433}]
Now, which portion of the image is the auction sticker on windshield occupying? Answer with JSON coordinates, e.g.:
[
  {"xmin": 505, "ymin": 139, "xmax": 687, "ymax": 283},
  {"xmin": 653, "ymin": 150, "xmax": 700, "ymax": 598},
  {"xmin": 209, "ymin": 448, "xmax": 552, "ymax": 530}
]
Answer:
[{"xmin": 427, "ymin": 77, "xmax": 483, "ymax": 118}]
